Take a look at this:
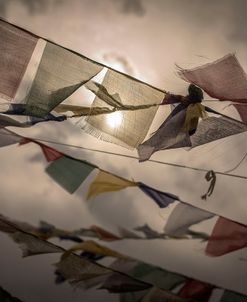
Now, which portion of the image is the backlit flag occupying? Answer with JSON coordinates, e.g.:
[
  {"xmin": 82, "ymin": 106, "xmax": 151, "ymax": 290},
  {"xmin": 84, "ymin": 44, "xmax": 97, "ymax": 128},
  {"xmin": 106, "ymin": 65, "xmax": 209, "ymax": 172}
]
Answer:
[
  {"xmin": 82, "ymin": 70, "xmax": 164, "ymax": 149},
  {"xmin": 0, "ymin": 19, "xmax": 103, "ymax": 117}
]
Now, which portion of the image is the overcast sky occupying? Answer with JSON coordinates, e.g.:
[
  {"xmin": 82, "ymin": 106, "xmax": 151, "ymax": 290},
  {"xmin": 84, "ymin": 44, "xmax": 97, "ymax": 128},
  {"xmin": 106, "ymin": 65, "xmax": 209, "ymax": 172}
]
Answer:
[{"xmin": 0, "ymin": 1, "xmax": 247, "ymax": 301}]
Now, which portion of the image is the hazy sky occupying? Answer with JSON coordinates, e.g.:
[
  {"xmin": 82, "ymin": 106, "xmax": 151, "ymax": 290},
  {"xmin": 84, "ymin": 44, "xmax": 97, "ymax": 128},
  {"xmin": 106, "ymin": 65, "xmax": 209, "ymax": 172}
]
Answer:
[{"xmin": 0, "ymin": 1, "xmax": 247, "ymax": 301}]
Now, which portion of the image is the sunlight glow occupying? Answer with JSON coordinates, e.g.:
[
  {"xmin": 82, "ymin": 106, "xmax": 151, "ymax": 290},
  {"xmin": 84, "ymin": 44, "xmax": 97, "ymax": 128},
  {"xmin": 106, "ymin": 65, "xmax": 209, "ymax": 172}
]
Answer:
[{"xmin": 106, "ymin": 111, "xmax": 123, "ymax": 128}]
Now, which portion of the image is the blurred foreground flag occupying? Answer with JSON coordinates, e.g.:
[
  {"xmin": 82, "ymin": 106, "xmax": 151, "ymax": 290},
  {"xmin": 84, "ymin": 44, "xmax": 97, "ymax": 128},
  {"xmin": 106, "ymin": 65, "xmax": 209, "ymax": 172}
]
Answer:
[{"xmin": 0, "ymin": 19, "xmax": 103, "ymax": 117}]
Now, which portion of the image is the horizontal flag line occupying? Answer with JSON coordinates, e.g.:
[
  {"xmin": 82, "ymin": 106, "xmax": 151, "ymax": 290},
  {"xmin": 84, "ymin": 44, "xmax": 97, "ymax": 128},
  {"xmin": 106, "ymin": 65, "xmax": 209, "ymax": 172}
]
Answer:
[
  {"xmin": 0, "ymin": 17, "xmax": 167, "ymax": 95},
  {"xmin": 1, "ymin": 16, "xmax": 244, "ymax": 111},
  {"xmin": 1, "ymin": 130, "xmax": 246, "ymax": 180}
]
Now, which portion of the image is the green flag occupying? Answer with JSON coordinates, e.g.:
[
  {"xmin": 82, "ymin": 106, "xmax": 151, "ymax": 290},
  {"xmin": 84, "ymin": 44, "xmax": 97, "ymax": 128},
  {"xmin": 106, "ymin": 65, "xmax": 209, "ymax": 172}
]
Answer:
[{"xmin": 46, "ymin": 156, "xmax": 96, "ymax": 193}]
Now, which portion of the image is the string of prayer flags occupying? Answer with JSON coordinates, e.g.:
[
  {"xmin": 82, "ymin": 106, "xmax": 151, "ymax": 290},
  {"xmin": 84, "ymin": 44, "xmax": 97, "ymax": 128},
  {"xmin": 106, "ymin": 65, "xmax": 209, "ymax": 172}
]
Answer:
[
  {"xmin": 0, "ymin": 286, "xmax": 24, "ymax": 302},
  {"xmin": 0, "ymin": 19, "xmax": 103, "ymax": 117},
  {"xmin": 178, "ymin": 280, "xmax": 214, "ymax": 302},
  {"xmin": 87, "ymin": 170, "xmax": 137, "ymax": 199},
  {"xmin": 220, "ymin": 291, "xmax": 247, "ymax": 302},
  {"xmin": 0, "ymin": 214, "xmax": 62, "ymax": 257},
  {"xmin": 56, "ymin": 254, "xmax": 152, "ymax": 293},
  {"xmin": 82, "ymin": 69, "xmax": 164, "ymax": 149},
  {"xmin": 137, "ymin": 182, "xmax": 179, "ymax": 208},
  {"xmin": 164, "ymin": 203, "xmax": 214, "ymax": 236},
  {"xmin": 178, "ymin": 54, "xmax": 247, "ymax": 102},
  {"xmin": 20, "ymin": 138, "xmax": 64, "ymax": 162},
  {"xmin": 0, "ymin": 213, "xmax": 152, "ymax": 293},
  {"xmin": 46, "ymin": 156, "xmax": 97, "ymax": 194},
  {"xmin": 206, "ymin": 217, "xmax": 247, "ymax": 256},
  {"xmin": 2, "ymin": 212, "xmax": 247, "ymax": 299}
]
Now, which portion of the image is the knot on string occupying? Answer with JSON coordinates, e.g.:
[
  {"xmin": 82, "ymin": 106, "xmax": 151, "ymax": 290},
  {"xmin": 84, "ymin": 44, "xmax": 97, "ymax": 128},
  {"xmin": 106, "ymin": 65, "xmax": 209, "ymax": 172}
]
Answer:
[{"xmin": 201, "ymin": 170, "xmax": 216, "ymax": 200}]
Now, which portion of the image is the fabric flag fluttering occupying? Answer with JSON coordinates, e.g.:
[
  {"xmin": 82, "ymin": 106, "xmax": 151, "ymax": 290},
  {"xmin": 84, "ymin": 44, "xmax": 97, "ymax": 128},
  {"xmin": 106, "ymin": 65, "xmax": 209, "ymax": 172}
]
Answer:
[
  {"xmin": 46, "ymin": 156, "xmax": 97, "ymax": 194},
  {"xmin": 137, "ymin": 182, "xmax": 179, "ymax": 208},
  {"xmin": 87, "ymin": 170, "xmax": 137, "ymax": 199},
  {"xmin": 206, "ymin": 217, "xmax": 247, "ymax": 256},
  {"xmin": 178, "ymin": 54, "xmax": 247, "ymax": 102},
  {"xmin": 178, "ymin": 54, "xmax": 247, "ymax": 122},
  {"xmin": 137, "ymin": 106, "xmax": 190, "ymax": 161},
  {"xmin": 0, "ymin": 19, "xmax": 103, "ymax": 118},
  {"xmin": 82, "ymin": 69, "xmax": 164, "ymax": 149},
  {"xmin": 20, "ymin": 138, "xmax": 64, "ymax": 162},
  {"xmin": 164, "ymin": 203, "xmax": 214, "ymax": 236}
]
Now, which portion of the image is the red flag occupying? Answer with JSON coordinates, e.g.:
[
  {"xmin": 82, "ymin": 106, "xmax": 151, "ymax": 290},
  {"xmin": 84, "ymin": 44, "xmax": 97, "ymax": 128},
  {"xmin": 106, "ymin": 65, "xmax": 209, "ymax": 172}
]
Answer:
[
  {"xmin": 206, "ymin": 217, "xmax": 247, "ymax": 256},
  {"xmin": 20, "ymin": 138, "xmax": 63, "ymax": 162},
  {"xmin": 178, "ymin": 279, "xmax": 214, "ymax": 302}
]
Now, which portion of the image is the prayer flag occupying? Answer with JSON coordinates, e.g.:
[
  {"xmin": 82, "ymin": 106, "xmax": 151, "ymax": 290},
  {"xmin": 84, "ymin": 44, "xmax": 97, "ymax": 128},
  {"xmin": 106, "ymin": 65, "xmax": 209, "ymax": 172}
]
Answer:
[
  {"xmin": 137, "ymin": 182, "xmax": 179, "ymax": 208},
  {"xmin": 164, "ymin": 203, "xmax": 214, "ymax": 236},
  {"xmin": 20, "ymin": 138, "xmax": 63, "ymax": 162},
  {"xmin": 0, "ymin": 19, "xmax": 37, "ymax": 101},
  {"xmin": 87, "ymin": 170, "xmax": 137, "ymax": 199},
  {"xmin": 206, "ymin": 217, "xmax": 247, "ymax": 256},
  {"xmin": 137, "ymin": 107, "xmax": 191, "ymax": 161},
  {"xmin": 178, "ymin": 54, "xmax": 247, "ymax": 102},
  {"xmin": 0, "ymin": 19, "xmax": 103, "ymax": 117},
  {"xmin": 46, "ymin": 156, "xmax": 96, "ymax": 193},
  {"xmin": 82, "ymin": 70, "xmax": 164, "ymax": 149}
]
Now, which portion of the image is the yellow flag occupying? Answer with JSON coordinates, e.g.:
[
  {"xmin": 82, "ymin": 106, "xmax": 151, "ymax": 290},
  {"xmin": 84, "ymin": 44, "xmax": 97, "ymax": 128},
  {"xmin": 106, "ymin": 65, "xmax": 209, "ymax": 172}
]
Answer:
[
  {"xmin": 182, "ymin": 103, "xmax": 207, "ymax": 133},
  {"xmin": 87, "ymin": 170, "xmax": 137, "ymax": 200},
  {"xmin": 61, "ymin": 240, "xmax": 128, "ymax": 260}
]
